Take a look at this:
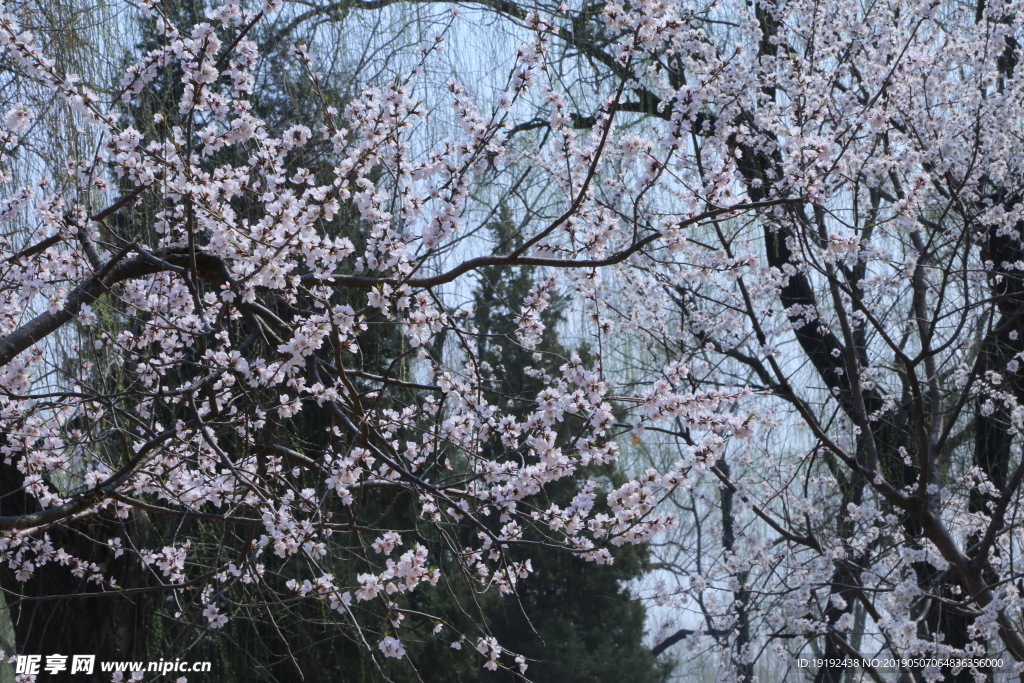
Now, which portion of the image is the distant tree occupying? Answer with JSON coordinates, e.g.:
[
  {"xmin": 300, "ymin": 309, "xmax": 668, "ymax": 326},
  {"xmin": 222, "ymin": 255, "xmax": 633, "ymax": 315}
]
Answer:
[{"xmin": 470, "ymin": 207, "xmax": 669, "ymax": 683}]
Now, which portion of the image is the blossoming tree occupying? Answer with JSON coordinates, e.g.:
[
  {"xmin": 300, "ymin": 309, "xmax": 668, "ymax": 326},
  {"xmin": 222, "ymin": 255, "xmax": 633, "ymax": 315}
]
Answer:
[
  {"xmin": 0, "ymin": 0, "xmax": 713, "ymax": 677},
  {"xmin": 2, "ymin": 0, "xmax": 1024, "ymax": 680}
]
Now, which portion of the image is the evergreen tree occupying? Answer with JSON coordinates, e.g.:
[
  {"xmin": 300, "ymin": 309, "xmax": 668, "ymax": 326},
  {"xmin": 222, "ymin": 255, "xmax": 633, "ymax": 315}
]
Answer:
[{"xmin": 468, "ymin": 207, "xmax": 671, "ymax": 683}]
